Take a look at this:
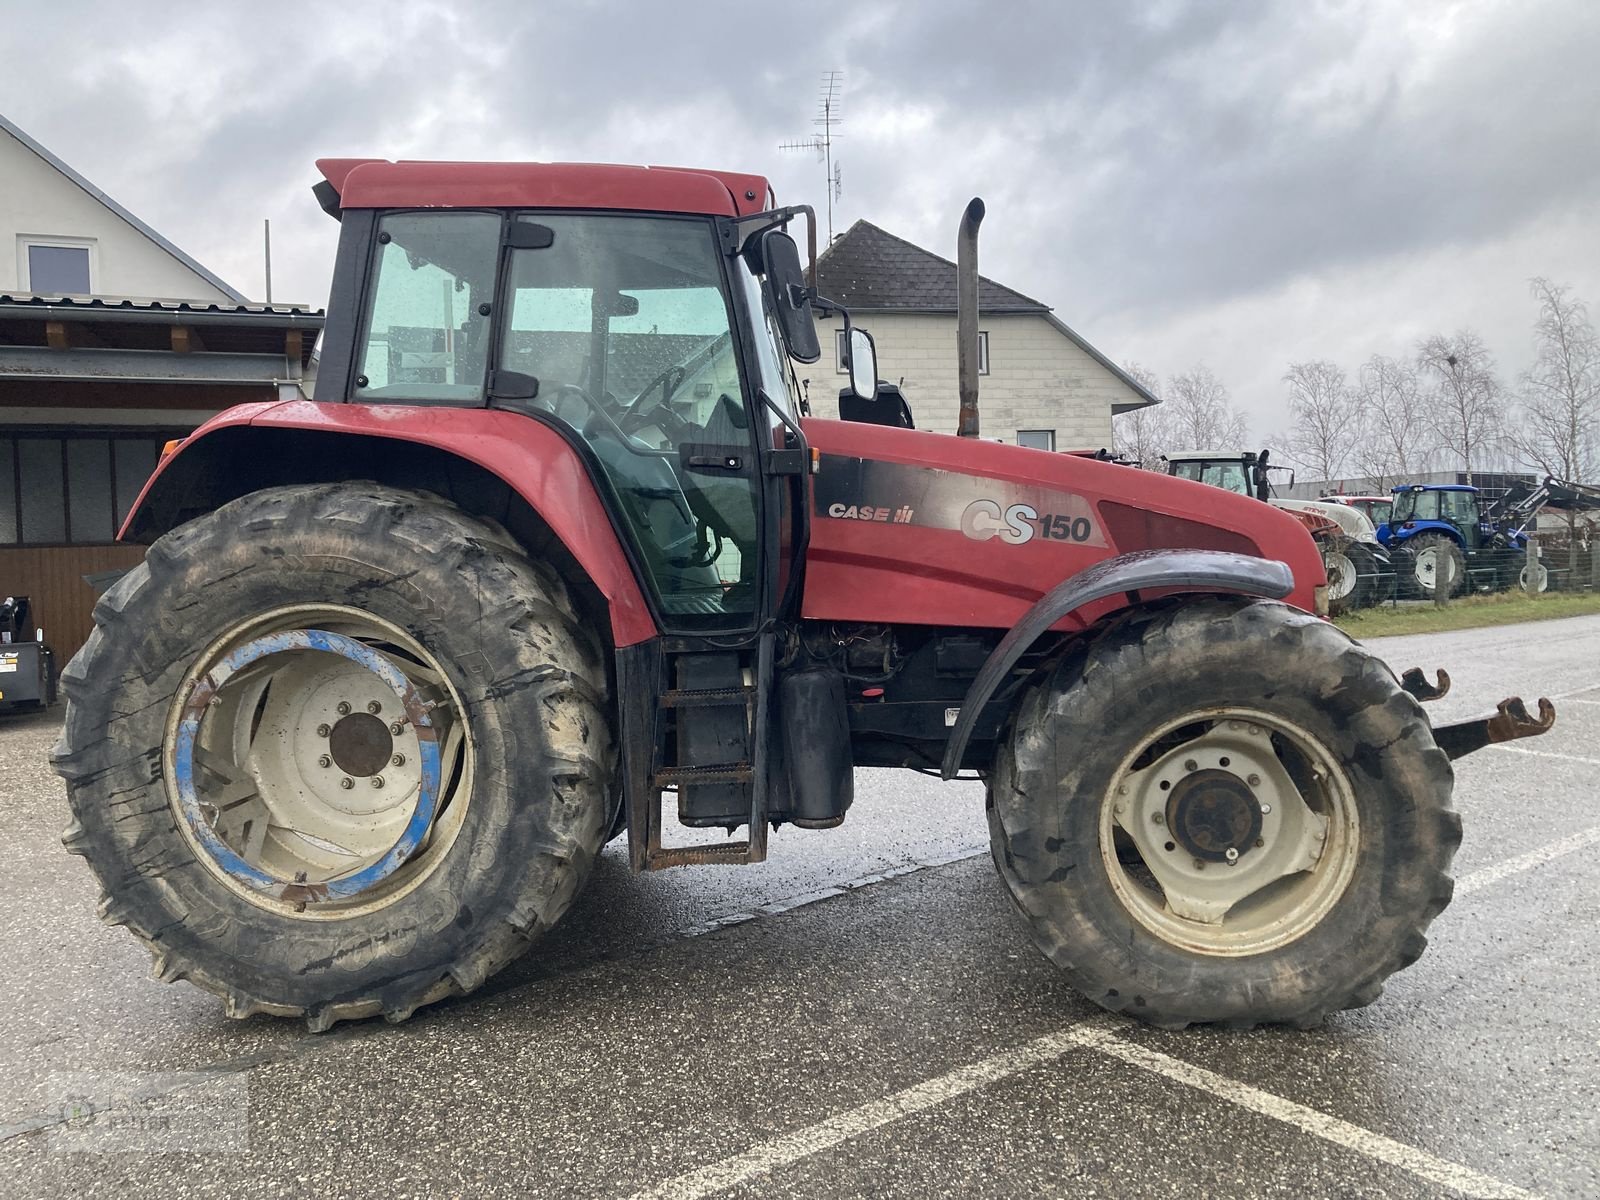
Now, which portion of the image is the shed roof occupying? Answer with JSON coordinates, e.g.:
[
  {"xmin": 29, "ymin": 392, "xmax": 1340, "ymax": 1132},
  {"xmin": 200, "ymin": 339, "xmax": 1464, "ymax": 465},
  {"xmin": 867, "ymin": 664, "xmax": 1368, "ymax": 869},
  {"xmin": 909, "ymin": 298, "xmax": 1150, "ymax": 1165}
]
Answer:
[{"xmin": 0, "ymin": 112, "xmax": 249, "ymax": 303}]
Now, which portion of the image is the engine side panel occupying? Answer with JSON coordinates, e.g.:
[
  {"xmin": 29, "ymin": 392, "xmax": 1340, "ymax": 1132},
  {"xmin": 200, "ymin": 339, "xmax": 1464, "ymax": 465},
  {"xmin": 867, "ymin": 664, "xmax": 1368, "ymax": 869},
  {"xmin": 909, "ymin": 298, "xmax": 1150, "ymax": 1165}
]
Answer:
[{"xmin": 799, "ymin": 418, "xmax": 1323, "ymax": 630}]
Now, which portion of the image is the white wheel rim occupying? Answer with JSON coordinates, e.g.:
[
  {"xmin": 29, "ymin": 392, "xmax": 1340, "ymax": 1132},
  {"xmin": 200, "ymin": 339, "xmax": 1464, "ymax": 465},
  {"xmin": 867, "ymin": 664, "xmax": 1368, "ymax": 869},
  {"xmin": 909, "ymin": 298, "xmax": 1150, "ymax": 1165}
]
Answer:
[
  {"xmin": 1325, "ymin": 550, "xmax": 1357, "ymax": 600},
  {"xmin": 165, "ymin": 605, "xmax": 472, "ymax": 919},
  {"xmin": 1415, "ymin": 546, "xmax": 1437, "ymax": 587},
  {"xmin": 1101, "ymin": 707, "xmax": 1359, "ymax": 956}
]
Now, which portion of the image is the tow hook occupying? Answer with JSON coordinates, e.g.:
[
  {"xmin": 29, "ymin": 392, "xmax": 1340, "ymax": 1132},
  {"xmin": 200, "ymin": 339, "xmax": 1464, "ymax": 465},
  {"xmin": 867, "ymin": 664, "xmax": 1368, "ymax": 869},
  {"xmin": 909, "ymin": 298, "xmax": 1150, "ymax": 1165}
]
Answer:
[
  {"xmin": 1432, "ymin": 696, "xmax": 1557, "ymax": 761},
  {"xmin": 1401, "ymin": 667, "xmax": 1451, "ymax": 702}
]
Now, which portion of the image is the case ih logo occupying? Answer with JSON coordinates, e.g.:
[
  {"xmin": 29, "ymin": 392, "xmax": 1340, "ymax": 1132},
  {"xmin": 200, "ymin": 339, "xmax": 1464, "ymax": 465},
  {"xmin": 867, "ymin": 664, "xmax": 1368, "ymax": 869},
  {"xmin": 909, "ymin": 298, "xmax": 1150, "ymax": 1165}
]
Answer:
[{"xmin": 813, "ymin": 455, "xmax": 1105, "ymax": 548}]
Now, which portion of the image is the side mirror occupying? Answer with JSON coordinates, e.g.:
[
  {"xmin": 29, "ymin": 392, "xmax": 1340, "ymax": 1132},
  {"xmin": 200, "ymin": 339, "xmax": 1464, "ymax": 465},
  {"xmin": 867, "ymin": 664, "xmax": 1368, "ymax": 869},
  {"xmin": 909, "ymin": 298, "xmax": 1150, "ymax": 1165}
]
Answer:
[
  {"xmin": 759, "ymin": 230, "xmax": 821, "ymax": 364},
  {"xmin": 843, "ymin": 325, "xmax": 878, "ymax": 402}
]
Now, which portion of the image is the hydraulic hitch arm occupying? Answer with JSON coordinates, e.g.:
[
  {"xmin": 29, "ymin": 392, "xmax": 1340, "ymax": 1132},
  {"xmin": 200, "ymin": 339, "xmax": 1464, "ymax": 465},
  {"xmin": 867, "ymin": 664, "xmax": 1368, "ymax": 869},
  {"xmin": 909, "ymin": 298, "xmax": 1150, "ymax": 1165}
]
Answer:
[{"xmin": 1431, "ymin": 696, "xmax": 1557, "ymax": 761}]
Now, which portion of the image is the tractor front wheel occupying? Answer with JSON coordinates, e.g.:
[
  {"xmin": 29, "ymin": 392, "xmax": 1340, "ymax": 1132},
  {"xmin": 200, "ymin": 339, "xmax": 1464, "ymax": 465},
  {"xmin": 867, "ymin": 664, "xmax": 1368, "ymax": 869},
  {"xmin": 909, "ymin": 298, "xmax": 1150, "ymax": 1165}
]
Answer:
[
  {"xmin": 988, "ymin": 597, "xmax": 1459, "ymax": 1028},
  {"xmin": 1408, "ymin": 532, "xmax": 1466, "ymax": 600},
  {"xmin": 53, "ymin": 483, "xmax": 614, "ymax": 1029}
]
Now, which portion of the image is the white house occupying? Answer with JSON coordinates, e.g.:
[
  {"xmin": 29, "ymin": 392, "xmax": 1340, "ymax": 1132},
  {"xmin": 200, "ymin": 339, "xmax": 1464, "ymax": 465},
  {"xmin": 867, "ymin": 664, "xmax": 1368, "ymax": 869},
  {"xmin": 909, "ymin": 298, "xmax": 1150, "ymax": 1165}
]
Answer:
[
  {"xmin": 810, "ymin": 220, "xmax": 1155, "ymax": 450},
  {"xmin": 1, "ymin": 113, "xmax": 244, "ymax": 302},
  {"xmin": 0, "ymin": 112, "xmax": 321, "ymax": 663}
]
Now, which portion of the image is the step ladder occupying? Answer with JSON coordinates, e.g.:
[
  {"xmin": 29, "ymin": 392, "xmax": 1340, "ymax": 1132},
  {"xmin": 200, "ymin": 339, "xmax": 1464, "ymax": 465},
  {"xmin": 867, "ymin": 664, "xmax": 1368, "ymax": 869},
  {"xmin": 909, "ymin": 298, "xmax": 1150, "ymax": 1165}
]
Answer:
[{"xmin": 621, "ymin": 632, "xmax": 772, "ymax": 870}]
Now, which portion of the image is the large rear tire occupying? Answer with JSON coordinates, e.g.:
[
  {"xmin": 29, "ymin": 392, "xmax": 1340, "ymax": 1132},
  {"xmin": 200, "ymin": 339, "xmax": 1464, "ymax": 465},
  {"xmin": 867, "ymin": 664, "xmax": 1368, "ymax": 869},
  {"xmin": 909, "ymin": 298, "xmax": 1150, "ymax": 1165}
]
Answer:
[
  {"xmin": 53, "ymin": 483, "xmax": 614, "ymax": 1029},
  {"xmin": 988, "ymin": 597, "xmax": 1459, "ymax": 1029}
]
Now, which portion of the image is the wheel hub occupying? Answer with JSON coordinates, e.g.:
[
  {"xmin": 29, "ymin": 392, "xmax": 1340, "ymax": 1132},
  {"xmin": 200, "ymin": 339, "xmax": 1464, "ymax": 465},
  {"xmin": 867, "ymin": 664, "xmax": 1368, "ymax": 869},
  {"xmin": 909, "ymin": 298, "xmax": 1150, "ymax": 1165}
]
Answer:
[
  {"xmin": 1108, "ymin": 714, "xmax": 1344, "ymax": 945},
  {"xmin": 328, "ymin": 712, "xmax": 394, "ymax": 778},
  {"xmin": 1166, "ymin": 769, "xmax": 1262, "ymax": 863}
]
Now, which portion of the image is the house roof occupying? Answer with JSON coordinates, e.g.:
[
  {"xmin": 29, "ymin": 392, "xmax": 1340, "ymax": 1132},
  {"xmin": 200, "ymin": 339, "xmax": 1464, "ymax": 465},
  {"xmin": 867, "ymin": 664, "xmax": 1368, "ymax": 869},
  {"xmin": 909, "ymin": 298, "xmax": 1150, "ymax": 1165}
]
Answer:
[
  {"xmin": 814, "ymin": 219, "xmax": 1158, "ymax": 412},
  {"xmin": 0, "ymin": 112, "xmax": 249, "ymax": 304},
  {"xmin": 815, "ymin": 220, "xmax": 1048, "ymax": 313}
]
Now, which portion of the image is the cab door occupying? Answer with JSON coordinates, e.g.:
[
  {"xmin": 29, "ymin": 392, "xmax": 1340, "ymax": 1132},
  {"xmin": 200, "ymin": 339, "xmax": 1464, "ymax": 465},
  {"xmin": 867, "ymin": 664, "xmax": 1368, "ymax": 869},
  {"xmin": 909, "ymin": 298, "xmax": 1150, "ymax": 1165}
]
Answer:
[{"xmin": 492, "ymin": 213, "xmax": 767, "ymax": 632}]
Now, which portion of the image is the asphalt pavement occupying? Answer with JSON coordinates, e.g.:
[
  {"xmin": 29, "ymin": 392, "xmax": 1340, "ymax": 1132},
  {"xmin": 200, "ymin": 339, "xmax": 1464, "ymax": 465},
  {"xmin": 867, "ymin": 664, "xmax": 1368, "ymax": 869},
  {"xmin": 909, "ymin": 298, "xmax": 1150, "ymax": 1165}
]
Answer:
[{"xmin": 2, "ymin": 614, "xmax": 1598, "ymax": 1198}]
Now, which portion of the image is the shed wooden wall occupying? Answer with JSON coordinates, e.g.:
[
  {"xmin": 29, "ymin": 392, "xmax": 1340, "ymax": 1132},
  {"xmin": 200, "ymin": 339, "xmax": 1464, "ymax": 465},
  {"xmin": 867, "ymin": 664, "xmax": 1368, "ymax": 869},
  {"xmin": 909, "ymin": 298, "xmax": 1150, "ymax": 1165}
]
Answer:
[{"xmin": 0, "ymin": 544, "xmax": 145, "ymax": 666}]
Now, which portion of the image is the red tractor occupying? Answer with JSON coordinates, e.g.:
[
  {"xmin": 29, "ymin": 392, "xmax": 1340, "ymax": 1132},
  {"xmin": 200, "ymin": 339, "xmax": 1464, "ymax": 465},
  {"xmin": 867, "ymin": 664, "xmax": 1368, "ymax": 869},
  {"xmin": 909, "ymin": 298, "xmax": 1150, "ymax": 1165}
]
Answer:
[{"xmin": 53, "ymin": 160, "xmax": 1552, "ymax": 1031}]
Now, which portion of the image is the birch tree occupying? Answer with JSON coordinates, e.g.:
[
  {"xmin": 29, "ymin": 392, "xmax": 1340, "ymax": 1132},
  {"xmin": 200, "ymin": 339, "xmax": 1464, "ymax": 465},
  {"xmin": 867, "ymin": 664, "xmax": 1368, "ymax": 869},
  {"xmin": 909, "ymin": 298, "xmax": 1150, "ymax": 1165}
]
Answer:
[
  {"xmin": 1516, "ymin": 278, "xmax": 1599, "ymax": 483},
  {"xmin": 1164, "ymin": 365, "xmax": 1249, "ymax": 451},
  {"xmin": 1112, "ymin": 361, "xmax": 1173, "ymax": 468},
  {"xmin": 1281, "ymin": 360, "xmax": 1359, "ymax": 483},
  {"xmin": 1352, "ymin": 354, "xmax": 1430, "ymax": 489},
  {"xmin": 1417, "ymin": 330, "xmax": 1503, "ymax": 484}
]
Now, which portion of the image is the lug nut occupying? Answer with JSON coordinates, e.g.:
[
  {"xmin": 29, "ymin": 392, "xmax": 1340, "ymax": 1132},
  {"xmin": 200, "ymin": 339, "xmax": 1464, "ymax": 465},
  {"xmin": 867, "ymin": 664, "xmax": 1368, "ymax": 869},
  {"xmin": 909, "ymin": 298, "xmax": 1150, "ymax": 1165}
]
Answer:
[
  {"xmin": 1247, "ymin": 774, "xmax": 1262, "ymax": 788},
  {"xmin": 1225, "ymin": 847, "xmax": 1239, "ymax": 864},
  {"xmin": 1116, "ymin": 784, "xmax": 1128, "ymax": 796},
  {"xmin": 1260, "ymin": 802, "xmax": 1272, "ymax": 815},
  {"xmin": 392, "ymin": 753, "xmax": 405, "ymax": 767},
  {"xmin": 337, "ymin": 701, "xmax": 352, "ymax": 716},
  {"xmin": 390, "ymin": 722, "xmax": 405, "ymax": 736},
  {"xmin": 1183, "ymin": 758, "xmax": 1198, "ymax": 772},
  {"xmin": 317, "ymin": 724, "xmax": 331, "ymax": 738},
  {"xmin": 1151, "ymin": 813, "xmax": 1165, "ymax": 826},
  {"xmin": 317, "ymin": 755, "xmax": 332, "ymax": 768},
  {"xmin": 339, "ymin": 777, "xmax": 354, "ymax": 790},
  {"xmin": 371, "ymin": 776, "xmax": 385, "ymax": 789},
  {"xmin": 1254, "ymin": 837, "xmax": 1265, "ymax": 847},
  {"xmin": 367, "ymin": 701, "xmax": 383, "ymax": 715}
]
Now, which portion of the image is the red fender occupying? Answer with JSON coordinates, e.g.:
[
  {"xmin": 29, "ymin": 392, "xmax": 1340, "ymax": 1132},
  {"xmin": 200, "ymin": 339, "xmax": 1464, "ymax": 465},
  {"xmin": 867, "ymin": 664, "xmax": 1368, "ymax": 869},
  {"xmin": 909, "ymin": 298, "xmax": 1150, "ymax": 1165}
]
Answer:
[{"xmin": 122, "ymin": 400, "xmax": 657, "ymax": 647}]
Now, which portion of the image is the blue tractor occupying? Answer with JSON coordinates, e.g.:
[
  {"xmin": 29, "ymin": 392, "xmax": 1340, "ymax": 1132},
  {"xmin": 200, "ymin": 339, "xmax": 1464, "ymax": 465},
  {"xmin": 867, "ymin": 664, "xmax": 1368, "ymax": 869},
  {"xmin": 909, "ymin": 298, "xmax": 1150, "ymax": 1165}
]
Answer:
[{"xmin": 1379, "ymin": 483, "xmax": 1535, "ymax": 599}]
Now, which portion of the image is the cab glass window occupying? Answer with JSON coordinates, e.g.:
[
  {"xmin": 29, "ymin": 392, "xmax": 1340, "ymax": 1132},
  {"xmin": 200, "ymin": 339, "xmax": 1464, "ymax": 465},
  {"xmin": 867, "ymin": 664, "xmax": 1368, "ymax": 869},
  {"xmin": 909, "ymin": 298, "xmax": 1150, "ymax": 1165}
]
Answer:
[
  {"xmin": 499, "ymin": 214, "xmax": 760, "ymax": 626},
  {"xmin": 356, "ymin": 212, "xmax": 500, "ymax": 404}
]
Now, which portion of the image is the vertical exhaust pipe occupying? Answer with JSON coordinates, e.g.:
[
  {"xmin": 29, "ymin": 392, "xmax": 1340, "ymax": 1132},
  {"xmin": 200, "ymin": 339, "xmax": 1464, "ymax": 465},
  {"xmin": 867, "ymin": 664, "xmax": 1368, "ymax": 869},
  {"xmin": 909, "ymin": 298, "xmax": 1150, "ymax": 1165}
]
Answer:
[{"xmin": 956, "ymin": 197, "xmax": 985, "ymax": 438}]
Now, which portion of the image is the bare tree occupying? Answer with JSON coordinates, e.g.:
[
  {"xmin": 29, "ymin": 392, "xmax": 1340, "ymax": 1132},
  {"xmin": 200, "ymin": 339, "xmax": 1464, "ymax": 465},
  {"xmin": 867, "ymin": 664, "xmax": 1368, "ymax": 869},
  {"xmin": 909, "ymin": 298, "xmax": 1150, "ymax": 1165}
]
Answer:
[
  {"xmin": 1280, "ymin": 360, "xmax": 1359, "ymax": 483},
  {"xmin": 1516, "ymin": 278, "xmax": 1599, "ymax": 483},
  {"xmin": 1164, "ymin": 365, "xmax": 1249, "ymax": 450},
  {"xmin": 1515, "ymin": 278, "xmax": 1600, "ymax": 571},
  {"xmin": 1417, "ymin": 330, "xmax": 1503, "ymax": 483},
  {"xmin": 1112, "ymin": 361, "xmax": 1172, "ymax": 468},
  {"xmin": 1351, "ymin": 354, "xmax": 1430, "ymax": 489}
]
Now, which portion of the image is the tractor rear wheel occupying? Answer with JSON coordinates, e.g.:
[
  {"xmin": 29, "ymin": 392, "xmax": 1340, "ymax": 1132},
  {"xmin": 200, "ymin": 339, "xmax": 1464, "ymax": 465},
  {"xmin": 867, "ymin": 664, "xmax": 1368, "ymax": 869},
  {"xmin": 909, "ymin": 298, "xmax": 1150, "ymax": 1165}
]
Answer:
[
  {"xmin": 53, "ymin": 483, "xmax": 614, "ymax": 1029},
  {"xmin": 1408, "ymin": 532, "xmax": 1466, "ymax": 600},
  {"xmin": 988, "ymin": 597, "xmax": 1459, "ymax": 1029},
  {"xmin": 1321, "ymin": 539, "xmax": 1377, "ymax": 614}
]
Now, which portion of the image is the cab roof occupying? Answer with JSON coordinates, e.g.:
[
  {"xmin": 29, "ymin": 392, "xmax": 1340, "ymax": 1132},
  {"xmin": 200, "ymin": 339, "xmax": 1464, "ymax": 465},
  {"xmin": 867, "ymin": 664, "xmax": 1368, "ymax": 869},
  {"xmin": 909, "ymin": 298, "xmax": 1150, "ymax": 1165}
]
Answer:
[{"xmin": 316, "ymin": 159, "xmax": 774, "ymax": 218}]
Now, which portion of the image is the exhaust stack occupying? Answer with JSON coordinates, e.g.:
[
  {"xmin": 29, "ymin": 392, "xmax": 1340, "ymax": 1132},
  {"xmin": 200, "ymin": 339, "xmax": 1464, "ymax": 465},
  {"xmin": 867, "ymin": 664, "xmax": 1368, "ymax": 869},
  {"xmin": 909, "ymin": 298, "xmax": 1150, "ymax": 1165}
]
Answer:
[{"xmin": 956, "ymin": 197, "xmax": 985, "ymax": 438}]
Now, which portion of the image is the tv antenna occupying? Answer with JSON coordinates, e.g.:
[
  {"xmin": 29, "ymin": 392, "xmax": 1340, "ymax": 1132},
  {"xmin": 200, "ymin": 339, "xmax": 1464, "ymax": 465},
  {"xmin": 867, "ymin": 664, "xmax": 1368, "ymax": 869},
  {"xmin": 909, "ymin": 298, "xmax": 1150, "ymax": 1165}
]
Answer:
[{"xmin": 780, "ymin": 70, "xmax": 843, "ymax": 244}]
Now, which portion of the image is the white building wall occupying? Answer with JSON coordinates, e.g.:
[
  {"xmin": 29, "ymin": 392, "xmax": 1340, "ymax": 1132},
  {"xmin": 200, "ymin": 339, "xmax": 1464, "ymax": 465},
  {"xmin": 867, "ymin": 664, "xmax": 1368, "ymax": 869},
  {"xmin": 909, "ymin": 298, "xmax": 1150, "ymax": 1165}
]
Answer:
[
  {"xmin": 813, "ymin": 312, "xmax": 1125, "ymax": 451},
  {"xmin": 0, "ymin": 129, "xmax": 233, "ymax": 301}
]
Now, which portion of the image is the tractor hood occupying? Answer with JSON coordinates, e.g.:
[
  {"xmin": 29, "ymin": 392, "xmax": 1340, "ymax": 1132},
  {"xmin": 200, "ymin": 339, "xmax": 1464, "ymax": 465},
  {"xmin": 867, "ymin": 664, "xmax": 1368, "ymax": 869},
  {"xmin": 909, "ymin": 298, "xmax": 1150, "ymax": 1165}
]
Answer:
[
  {"xmin": 799, "ymin": 419, "xmax": 1325, "ymax": 632},
  {"xmin": 1272, "ymin": 497, "xmax": 1379, "ymax": 543}
]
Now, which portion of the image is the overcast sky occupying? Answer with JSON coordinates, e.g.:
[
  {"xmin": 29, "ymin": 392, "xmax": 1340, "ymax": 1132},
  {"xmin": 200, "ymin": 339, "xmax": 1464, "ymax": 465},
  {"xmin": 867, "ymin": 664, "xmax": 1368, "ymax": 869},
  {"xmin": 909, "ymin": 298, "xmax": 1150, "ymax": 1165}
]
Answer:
[{"xmin": 3, "ymin": 0, "xmax": 1597, "ymax": 438}]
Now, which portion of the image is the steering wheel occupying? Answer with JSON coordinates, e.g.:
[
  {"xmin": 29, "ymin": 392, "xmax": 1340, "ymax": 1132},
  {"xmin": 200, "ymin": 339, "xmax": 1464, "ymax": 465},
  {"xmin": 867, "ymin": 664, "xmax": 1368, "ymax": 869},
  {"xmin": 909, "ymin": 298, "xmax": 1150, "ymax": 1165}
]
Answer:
[{"xmin": 619, "ymin": 365, "xmax": 688, "ymax": 437}]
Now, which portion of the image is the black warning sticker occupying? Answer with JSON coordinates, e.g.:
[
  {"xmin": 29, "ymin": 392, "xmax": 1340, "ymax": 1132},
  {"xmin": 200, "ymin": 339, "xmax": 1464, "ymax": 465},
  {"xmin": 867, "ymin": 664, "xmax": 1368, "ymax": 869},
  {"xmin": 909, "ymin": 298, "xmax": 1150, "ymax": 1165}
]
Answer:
[{"xmin": 812, "ymin": 454, "xmax": 1105, "ymax": 548}]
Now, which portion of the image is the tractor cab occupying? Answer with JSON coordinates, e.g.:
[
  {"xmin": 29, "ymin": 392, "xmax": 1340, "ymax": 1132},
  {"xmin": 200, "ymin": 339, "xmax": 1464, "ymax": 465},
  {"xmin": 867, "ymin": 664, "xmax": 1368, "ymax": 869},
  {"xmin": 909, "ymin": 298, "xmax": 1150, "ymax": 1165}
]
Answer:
[{"xmin": 1389, "ymin": 484, "xmax": 1486, "ymax": 550}]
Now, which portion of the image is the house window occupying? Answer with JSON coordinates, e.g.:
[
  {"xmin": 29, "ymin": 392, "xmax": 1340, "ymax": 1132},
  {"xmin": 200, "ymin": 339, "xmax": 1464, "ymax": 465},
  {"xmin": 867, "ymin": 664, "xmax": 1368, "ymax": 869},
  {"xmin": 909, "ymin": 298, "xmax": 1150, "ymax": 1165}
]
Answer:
[
  {"xmin": 978, "ymin": 330, "xmax": 989, "ymax": 376},
  {"xmin": 0, "ymin": 432, "xmax": 169, "ymax": 546},
  {"xmin": 1017, "ymin": 429, "xmax": 1055, "ymax": 452},
  {"xmin": 20, "ymin": 238, "xmax": 94, "ymax": 294},
  {"xmin": 835, "ymin": 328, "xmax": 849, "ymax": 374}
]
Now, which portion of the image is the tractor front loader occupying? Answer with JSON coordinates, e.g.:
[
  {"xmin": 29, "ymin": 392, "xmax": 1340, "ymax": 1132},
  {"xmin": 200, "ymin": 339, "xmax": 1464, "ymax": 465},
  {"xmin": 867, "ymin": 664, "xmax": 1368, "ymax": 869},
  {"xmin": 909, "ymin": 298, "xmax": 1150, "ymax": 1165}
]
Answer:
[{"xmin": 53, "ymin": 158, "xmax": 1555, "ymax": 1032}]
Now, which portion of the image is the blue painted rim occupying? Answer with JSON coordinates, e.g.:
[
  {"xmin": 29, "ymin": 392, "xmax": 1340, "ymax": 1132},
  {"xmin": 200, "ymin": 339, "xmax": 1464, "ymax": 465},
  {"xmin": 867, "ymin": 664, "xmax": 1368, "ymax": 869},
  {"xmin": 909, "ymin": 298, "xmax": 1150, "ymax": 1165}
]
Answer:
[{"xmin": 172, "ymin": 628, "xmax": 443, "ymax": 905}]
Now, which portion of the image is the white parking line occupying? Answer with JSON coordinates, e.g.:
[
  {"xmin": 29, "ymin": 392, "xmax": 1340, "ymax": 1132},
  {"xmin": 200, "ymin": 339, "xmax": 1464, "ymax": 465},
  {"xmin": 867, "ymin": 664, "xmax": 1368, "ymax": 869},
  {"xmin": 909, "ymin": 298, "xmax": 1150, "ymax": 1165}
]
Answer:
[
  {"xmin": 1455, "ymin": 826, "xmax": 1600, "ymax": 898},
  {"xmin": 631, "ymin": 1020, "xmax": 1537, "ymax": 1200},
  {"xmin": 628, "ymin": 1022, "xmax": 1099, "ymax": 1200},
  {"xmin": 1073, "ymin": 1026, "xmax": 1538, "ymax": 1200}
]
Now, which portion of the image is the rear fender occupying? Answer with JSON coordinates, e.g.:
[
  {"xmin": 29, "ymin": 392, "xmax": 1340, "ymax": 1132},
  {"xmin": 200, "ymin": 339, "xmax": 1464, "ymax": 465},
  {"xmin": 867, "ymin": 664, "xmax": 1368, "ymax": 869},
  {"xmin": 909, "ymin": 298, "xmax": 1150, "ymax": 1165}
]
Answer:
[
  {"xmin": 940, "ymin": 549, "xmax": 1295, "ymax": 778},
  {"xmin": 122, "ymin": 400, "xmax": 657, "ymax": 647},
  {"xmin": 1393, "ymin": 521, "xmax": 1464, "ymax": 548}
]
